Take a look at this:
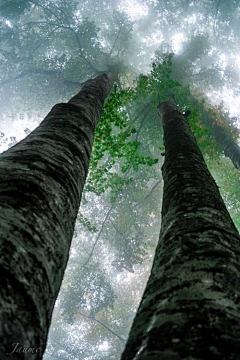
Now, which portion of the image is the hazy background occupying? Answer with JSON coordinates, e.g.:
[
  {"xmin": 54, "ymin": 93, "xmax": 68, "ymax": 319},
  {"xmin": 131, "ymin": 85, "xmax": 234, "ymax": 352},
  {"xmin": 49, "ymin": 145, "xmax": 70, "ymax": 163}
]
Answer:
[{"xmin": 0, "ymin": 1, "xmax": 239, "ymax": 359}]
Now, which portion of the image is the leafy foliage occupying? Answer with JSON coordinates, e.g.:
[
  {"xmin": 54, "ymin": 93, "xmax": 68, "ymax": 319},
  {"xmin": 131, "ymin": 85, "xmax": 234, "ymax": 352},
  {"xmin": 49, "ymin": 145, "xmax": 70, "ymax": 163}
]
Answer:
[
  {"xmin": 1, "ymin": 1, "xmax": 240, "ymax": 359},
  {"xmin": 84, "ymin": 84, "xmax": 158, "ymax": 200}
]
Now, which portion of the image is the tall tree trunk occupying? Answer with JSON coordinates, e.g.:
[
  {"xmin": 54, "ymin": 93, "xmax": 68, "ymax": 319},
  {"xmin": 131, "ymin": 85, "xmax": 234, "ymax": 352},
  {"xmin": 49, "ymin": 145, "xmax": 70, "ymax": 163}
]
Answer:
[
  {"xmin": 172, "ymin": 55, "xmax": 240, "ymax": 171},
  {"xmin": 199, "ymin": 101, "xmax": 240, "ymax": 171},
  {"xmin": 121, "ymin": 101, "xmax": 240, "ymax": 360},
  {"xmin": 0, "ymin": 72, "xmax": 113, "ymax": 360},
  {"xmin": 188, "ymin": 92, "xmax": 240, "ymax": 171}
]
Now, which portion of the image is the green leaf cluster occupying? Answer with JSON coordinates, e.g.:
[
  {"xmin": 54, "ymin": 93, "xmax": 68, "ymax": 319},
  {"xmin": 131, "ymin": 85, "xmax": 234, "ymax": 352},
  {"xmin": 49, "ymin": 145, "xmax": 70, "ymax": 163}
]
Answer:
[
  {"xmin": 85, "ymin": 85, "xmax": 158, "ymax": 198},
  {"xmin": 77, "ymin": 213, "xmax": 98, "ymax": 233}
]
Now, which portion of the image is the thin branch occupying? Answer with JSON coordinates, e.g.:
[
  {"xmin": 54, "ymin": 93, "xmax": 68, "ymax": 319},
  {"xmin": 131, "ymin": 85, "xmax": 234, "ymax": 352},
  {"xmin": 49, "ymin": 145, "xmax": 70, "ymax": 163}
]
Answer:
[
  {"xmin": 68, "ymin": 25, "xmax": 101, "ymax": 73},
  {"xmin": 81, "ymin": 167, "xmax": 132, "ymax": 268},
  {"xmin": 30, "ymin": 0, "xmax": 63, "ymax": 23},
  {"xmin": 107, "ymin": 24, "xmax": 122, "ymax": 61},
  {"xmin": 81, "ymin": 203, "xmax": 115, "ymax": 268},
  {"xmin": 0, "ymin": 72, "xmax": 28, "ymax": 86},
  {"xmin": 135, "ymin": 110, "xmax": 149, "ymax": 141},
  {"xmin": 48, "ymin": 1, "xmax": 71, "ymax": 25},
  {"xmin": 79, "ymin": 312, "xmax": 126, "ymax": 343},
  {"xmin": 80, "ymin": 110, "xmax": 153, "ymax": 266},
  {"xmin": 144, "ymin": 180, "xmax": 162, "ymax": 202},
  {"xmin": 133, "ymin": 180, "xmax": 162, "ymax": 209},
  {"xmin": 19, "ymin": 19, "xmax": 101, "ymax": 73},
  {"xmin": 126, "ymin": 102, "xmax": 150, "ymax": 123},
  {"xmin": 213, "ymin": 0, "xmax": 221, "ymax": 36},
  {"xmin": 110, "ymin": 219, "xmax": 131, "ymax": 240},
  {"xmin": 30, "ymin": 27, "xmax": 62, "ymax": 55},
  {"xmin": 2, "ymin": 21, "xmax": 60, "ymax": 58},
  {"xmin": 133, "ymin": 103, "xmax": 151, "ymax": 123},
  {"xmin": 0, "ymin": 68, "xmax": 84, "ymax": 87},
  {"xmin": 24, "ymin": 3, "xmax": 37, "ymax": 19}
]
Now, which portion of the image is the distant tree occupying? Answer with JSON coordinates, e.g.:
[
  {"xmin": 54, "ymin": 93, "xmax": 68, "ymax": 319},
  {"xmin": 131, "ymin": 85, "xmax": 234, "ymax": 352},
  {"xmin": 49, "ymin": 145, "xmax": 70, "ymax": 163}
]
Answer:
[
  {"xmin": 194, "ymin": 97, "xmax": 240, "ymax": 171},
  {"xmin": 0, "ymin": 72, "xmax": 113, "ymax": 359},
  {"xmin": 121, "ymin": 101, "xmax": 240, "ymax": 360},
  {"xmin": 154, "ymin": 43, "xmax": 240, "ymax": 172},
  {"xmin": 172, "ymin": 35, "xmax": 240, "ymax": 171}
]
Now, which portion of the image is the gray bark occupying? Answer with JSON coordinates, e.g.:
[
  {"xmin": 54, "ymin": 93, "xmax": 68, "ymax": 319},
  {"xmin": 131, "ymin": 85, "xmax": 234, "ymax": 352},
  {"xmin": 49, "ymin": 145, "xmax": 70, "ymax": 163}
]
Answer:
[
  {"xmin": 121, "ymin": 101, "xmax": 240, "ymax": 360},
  {"xmin": 0, "ymin": 72, "xmax": 113, "ymax": 360}
]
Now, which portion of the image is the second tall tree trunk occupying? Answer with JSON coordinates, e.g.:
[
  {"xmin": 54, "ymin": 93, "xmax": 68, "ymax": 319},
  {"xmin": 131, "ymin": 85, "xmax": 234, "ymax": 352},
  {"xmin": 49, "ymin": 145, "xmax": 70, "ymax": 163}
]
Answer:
[
  {"xmin": 0, "ymin": 72, "xmax": 113, "ymax": 359},
  {"xmin": 121, "ymin": 101, "xmax": 240, "ymax": 360},
  {"xmin": 199, "ymin": 102, "xmax": 240, "ymax": 171}
]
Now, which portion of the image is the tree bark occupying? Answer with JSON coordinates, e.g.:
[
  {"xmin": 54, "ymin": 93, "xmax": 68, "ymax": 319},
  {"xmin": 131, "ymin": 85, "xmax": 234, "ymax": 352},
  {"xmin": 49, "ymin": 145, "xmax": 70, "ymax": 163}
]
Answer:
[
  {"xmin": 121, "ymin": 101, "xmax": 240, "ymax": 360},
  {"xmin": 0, "ymin": 72, "xmax": 113, "ymax": 360}
]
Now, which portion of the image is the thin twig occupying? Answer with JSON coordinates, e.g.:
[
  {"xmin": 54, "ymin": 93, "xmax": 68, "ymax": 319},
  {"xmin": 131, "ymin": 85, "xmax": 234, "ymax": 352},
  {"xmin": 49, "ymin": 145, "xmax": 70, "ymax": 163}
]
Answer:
[
  {"xmin": 81, "ymin": 168, "xmax": 132, "ymax": 268},
  {"xmin": 0, "ymin": 69, "xmax": 84, "ymax": 87},
  {"xmin": 79, "ymin": 312, "xmax": 126, "ymax": 343},
  {"xmin": 213, "ymin": 0, "xmax": 221, "ymax": 36},
  {"xmin": 107, "ymin": 24, "xmax": 122, "ymax": 61},
  {"xmin": 81, "ymin": 203, "xmax": 115, "ymax": 268},
  {"xmin": 135, "ymin": 111, "xmax": 148, "ymax": 141},
  {"xmin": 133, "ymin": 180, "xmax": 162, "ymax": 208}
]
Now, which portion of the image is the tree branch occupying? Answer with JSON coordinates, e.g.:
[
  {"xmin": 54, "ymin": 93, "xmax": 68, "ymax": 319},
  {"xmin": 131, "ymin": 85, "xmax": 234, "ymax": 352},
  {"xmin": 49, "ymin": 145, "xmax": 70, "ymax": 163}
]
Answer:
[
  {"xmin": 81, "ymin": 202, "xmax": 115, "ymax": 269},
  {"xmin": 133, "ymin": 180, "xmax": 162, "ymax": 209},
  {"xmin": 213, "ymin": 0, "xmax": 221, "ymax": 36},
  {"xmin": 20, "ymin": 18, "xmax": 101, "ymax": 74},
  {"xmin": 0, "ymin": 68, "xmax": 84, "ymax": 87},
  {"xmin": 135, "ymin": 110, "xmax": 148, "ymax": 141},
  {"xmin": 107, "ymin": 24, "xmax": 122, "ymax": 61},
  {"xmin": 79, "ymin": 312, "xmax": 126, "ymax": 343},
  {"xmin": 81, "ymin": 167, "xmax": 132, "ymax": 268}
]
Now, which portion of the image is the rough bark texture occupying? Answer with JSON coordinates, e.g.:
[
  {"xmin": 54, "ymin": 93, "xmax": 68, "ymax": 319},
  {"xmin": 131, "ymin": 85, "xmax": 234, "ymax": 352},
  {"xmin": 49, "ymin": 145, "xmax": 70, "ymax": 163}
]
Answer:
[
  {"xmin": 121, "ymin": 101, "xmax": 240, "ymax": 360},
  {"xmin": 0, "ymin": 72, "xmax": 113, "ymax": 360}
]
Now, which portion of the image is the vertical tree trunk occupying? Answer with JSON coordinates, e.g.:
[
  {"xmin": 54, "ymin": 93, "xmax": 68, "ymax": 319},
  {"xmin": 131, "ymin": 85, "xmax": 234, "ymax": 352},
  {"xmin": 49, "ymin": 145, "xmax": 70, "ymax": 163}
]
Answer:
[
  {"xmin": 0, "ymin": 72, "xmax": 113, "ymax": 359},
  {"xmin": 188, "ymin": 93, "xmax": 240, "ymax": 171},
  {"xmin": 173, "ymin": 54, "xmax": 240, "ymax": 172},
  {"xmin": 199, "ymin": 103, "xmax": 240, "ymax": 171},
  {"xmin": 121, "ymin": 101, "xmax": 240, "ymax": 360}
]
